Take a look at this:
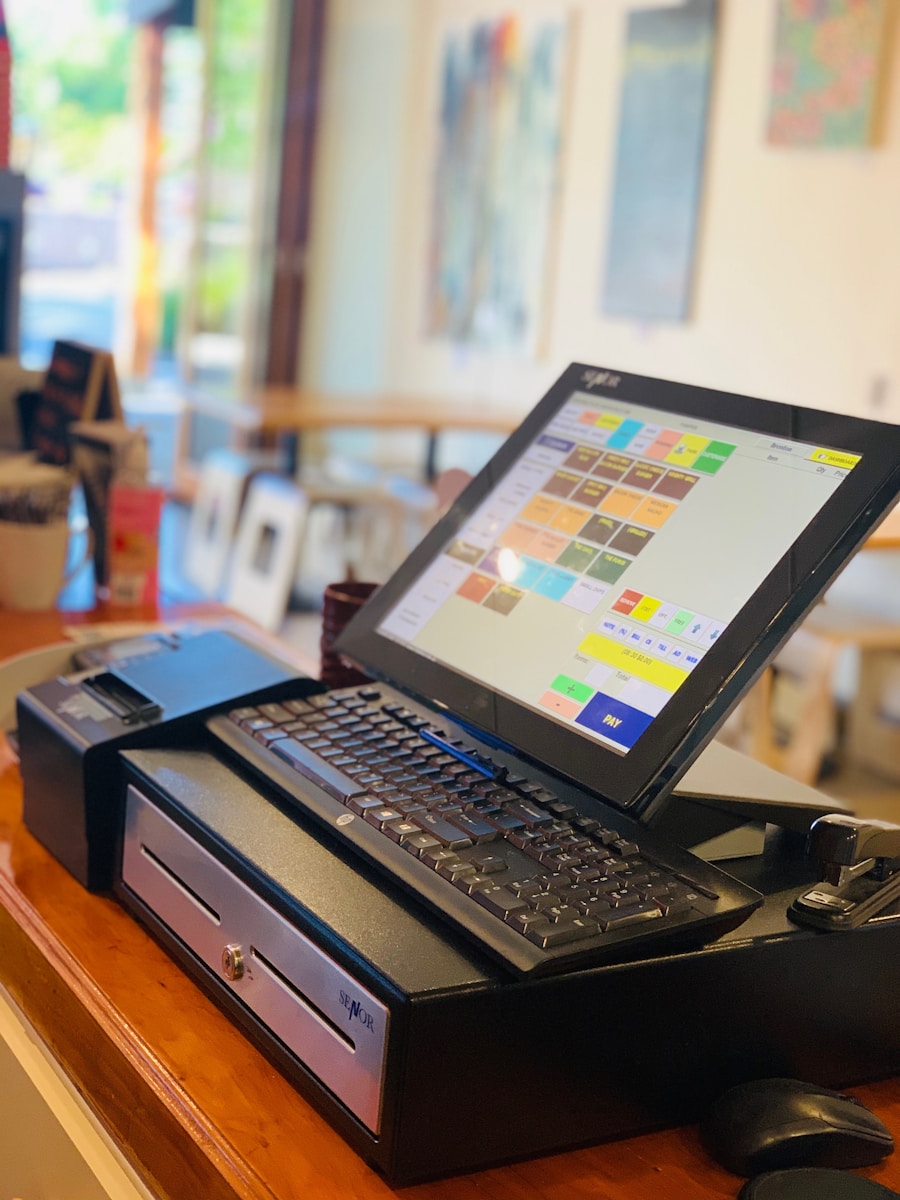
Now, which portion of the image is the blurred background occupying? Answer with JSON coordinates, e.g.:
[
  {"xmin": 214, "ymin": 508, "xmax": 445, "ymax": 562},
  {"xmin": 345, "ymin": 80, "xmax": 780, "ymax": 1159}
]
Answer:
[{"xmin": 3, "ymin": 0, "xmax": 900, "ymax": 810}]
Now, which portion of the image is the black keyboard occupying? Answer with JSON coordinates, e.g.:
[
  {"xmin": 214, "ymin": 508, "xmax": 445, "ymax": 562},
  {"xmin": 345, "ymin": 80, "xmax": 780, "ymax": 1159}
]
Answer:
[{"xmin": 206, "ymin": 685, "xmax": 763, "ymax": 976}]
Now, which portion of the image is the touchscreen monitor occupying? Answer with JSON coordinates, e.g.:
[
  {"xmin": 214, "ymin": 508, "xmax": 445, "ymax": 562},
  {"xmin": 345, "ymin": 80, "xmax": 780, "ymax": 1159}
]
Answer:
[{"xmin": 337, "ymin": 365, "xmax": 900, "ymax": 821}]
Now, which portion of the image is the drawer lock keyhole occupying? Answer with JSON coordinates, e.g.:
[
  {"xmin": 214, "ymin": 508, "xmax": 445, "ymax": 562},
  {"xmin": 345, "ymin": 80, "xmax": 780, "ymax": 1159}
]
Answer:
[{"xmin": 222, "ymin": 943, "xmax": 244, "ymax": 981}]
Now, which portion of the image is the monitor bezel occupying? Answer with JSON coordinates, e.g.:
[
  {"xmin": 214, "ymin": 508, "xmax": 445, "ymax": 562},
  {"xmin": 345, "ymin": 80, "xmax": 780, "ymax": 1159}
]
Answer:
[{"xmin": 336, "ymin": 364, "xmax": 900, "ymax": 821}]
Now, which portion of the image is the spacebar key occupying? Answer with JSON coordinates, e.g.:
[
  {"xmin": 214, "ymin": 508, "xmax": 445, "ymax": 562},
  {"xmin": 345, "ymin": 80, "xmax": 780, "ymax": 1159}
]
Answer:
[{"xmin": 271, "ymin": 737, "xmax": 367, "ymax": 802}]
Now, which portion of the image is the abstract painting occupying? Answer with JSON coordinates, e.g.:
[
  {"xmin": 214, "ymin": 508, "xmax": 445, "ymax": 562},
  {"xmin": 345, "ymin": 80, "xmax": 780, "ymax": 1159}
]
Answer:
[
  {"xmin": 768, "ymin": 0, "xmax": 887, "ymax": 148},
  {"xmin": 601, "ymin": 0, "xmax": 718, "ymax": 323},
  {"xmin": 424, "ymin": 10, "xmax": 569, "ymax": 354}
]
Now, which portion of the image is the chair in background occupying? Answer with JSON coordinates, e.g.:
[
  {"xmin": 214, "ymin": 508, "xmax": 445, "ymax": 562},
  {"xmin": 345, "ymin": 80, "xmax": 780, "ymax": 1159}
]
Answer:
[
  {"xmin": 290, "ymin": 455, "xmax": 428, "ymax": 602},
  {"xmin": 224, "ymin": 473, "xmax": 309, "ymax": 631},
  {"xmin": 718, "ymin": 605, "xmax": 900, "ymax": 789}
]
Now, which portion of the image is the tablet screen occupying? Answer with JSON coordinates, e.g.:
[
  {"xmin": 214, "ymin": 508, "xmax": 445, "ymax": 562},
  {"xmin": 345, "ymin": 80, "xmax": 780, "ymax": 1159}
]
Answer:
[{"xmin": 337, "ymin": 365, "xmax": 900, "ymax": 817}]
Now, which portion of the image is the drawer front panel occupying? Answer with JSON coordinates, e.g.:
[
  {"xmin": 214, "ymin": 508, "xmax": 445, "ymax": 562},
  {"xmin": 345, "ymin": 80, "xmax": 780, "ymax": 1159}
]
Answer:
[{"xmin": 121, "ymin": 785, "xmax": 389, "ymax": 1133}]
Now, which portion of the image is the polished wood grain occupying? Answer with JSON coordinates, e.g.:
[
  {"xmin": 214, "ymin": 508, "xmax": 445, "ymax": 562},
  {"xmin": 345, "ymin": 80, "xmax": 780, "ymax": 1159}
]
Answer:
[{"xmin": 1, "ymin": 605, "xmax": 899, "ymax": 1200}]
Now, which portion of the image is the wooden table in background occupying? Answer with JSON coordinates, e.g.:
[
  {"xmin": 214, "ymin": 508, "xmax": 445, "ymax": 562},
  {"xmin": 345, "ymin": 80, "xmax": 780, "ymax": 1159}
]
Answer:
[
  {"xmin": 176, "ymin": 386, "xmax": 524, "ymax": 495},
  {"xmin": 1, "ymin": 603, "xmax": 899, "ymax": 1200},
  {"xmin": 866, "ymin": 500, "xmax": 900, "ymax": 549}
]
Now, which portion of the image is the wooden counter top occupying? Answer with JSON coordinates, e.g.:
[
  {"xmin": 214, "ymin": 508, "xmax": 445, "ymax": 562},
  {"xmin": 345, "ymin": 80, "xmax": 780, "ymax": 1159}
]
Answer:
[{"xmin": 1, "ymin": 604, "xmax": 899, "ymax": 1200}]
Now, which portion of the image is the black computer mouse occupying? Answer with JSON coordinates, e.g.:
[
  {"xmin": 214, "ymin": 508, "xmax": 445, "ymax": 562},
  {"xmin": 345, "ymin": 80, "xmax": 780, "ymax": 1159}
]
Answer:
[
  {"xmin": 739, "ymin": 1168, "xmax": 899, "ymax": 1199},
  {"xmin": 701, "ymin": 1078, "xmax": 895, "ymax": 1176}
]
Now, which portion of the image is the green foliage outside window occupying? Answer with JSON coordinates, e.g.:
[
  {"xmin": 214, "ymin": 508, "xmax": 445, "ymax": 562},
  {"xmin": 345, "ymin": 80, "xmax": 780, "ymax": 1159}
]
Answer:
[{"xmin": 7, "ymin": 0, "xmax": 133, "ymax": 198}]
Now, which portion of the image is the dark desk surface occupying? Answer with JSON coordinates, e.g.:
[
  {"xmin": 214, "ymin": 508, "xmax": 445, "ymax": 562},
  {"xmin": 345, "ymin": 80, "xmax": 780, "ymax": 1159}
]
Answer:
[{"xmin": 1, "ymin": 604, "xmax": 899, "ymax": 1200}]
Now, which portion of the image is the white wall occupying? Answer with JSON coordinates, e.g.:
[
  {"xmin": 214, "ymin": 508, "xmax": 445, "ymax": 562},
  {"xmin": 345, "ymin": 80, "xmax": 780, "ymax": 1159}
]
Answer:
[
  {"xmin": 303, "ymin": 0, "xmax": 900, "ymax": 424},
  {"xmin": 301, "ymin": 0, "xmax": 417, "ymax": 394}
]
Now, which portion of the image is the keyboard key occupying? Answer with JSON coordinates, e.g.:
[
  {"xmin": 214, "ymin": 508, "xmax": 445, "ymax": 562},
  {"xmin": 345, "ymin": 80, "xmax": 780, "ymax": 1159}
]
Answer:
[
  {"xmin": 254, "ymin": 728, "xmax": 288, "ymax": 746},
  {"xmin": 271, "ymin": 737, "xmax": 369, "ymax": 802},
  {"xmin": 569, "ymin": 865, "xmax": 602, "ymax": 885},
  {"xmin": 529, "ymin": 788, "xmax": 558, "ymax": 806},
  {"xmin": 524, "ymin": 917, "xmax": 600, "ymax": 948},
  {"xmin": 437, "ymin": 858, "xmax": 477, "ymax": 882},
  {"xmin": 610, "ymin": 838, "xmax": 641, "ymax": 857},
  {"xmin": 475, "ymin": 886, "xmax": 530, "ymax": 920},
  {"xmin": 363, "ymin": 807, "xmax": 403, "ymax": 830},
  {"xmin": 402, "ymin": 832, "xmax": 441, "ymax": 857},
  {"xmin": 452, "ymin": 872, "xmax": 494, "ymax": 896},
  {"xmin": 506, "ymin": 801, "xmax": 552, "ymax": 828},
  {"xmin": 471, "ymin": 853, "xmax": 507, "ymax": 875},
  {"xmin": 506, "ymin": 909, "xmax": 551, "ymax": 935},
  {"xmin": 241, "ymin": 717, "xmax": 274, "ymax": 734},
  {"xmin": 507, "ymin": 829, "xmax": 544, "ymax": 850},
  {"xmin": 541, "ymin": 852, "xmax": 583, "ymax": 873},
  {"xmin": 557, "ymin": 884, "xmax": 591, "ymax": 905},
  {"xmin": 508, "ymin": 877, "xmax": 543, "ymax": 898},
  {"xmin": 422, "ymin": 847, "xmax": 460, "ymax": 870},
  {"xmin": 446, "ymin": 813, "xmax": 500, "ymax": 843},
  {"xmin": 579, "ymin": 897, "xmax": 614, "ymax": 919},
  {"xmin": 258, "ymin": 702, "xmax": 294, "ymax": 723},
  {"xmin": 431, "ymin": 800, "xmax": 463, "ymax": 815},
  {"xmin": 229, "ymin": 706, "xmax": 261, "ymax": 722},
  {"xmin": 483, "ymin": 811, "xmax": 526, "ymax": 833},
  {"xmin": 411, "ymin": 812, "xmax": 473, "ymax": 850},
  {"xmin": 598, "ymin": 903, "xmax": 662, "ymax": 932},
  {"xmin": 572, "ymin": 815, "xmax": 600, "ymax": 835},
  {"xmin": 385, "ymin": 820, "xmax": 422, "ymax": 844},
  {"xmin": 348, "ymin": 796, "xmax": 386, "ymax": 816},
  {"xmin": 548, "ymin": 800, "xmax": 578, "ymax": 820},
  {"xmin": 535, "ymin": 871, "xmax": 569, "ymax": 891}
]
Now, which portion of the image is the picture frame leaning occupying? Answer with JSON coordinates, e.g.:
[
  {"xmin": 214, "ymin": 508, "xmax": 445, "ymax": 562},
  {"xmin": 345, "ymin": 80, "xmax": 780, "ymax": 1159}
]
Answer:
[{"xmin": 224, "ymin": 472, "xmax": 309, "ymax": 632}]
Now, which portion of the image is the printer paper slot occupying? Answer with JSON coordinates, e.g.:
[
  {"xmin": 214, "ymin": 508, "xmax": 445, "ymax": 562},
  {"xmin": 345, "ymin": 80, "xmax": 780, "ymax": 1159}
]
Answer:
[{"xmin": 83, "ymin": 672, "xmax": 162, "ymax": 725}]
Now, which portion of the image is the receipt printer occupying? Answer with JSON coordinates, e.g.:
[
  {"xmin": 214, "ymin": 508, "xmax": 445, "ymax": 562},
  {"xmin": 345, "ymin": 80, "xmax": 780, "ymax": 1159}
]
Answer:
[{"xmin": 17, "ymin": 630, "xmax": 310, "ymax": 890}]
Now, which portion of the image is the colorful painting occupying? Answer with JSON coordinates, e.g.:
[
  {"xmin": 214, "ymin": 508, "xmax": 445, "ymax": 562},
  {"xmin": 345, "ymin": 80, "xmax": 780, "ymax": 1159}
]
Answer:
[
  {"xmin": 424, "ymin": 11, "xmax": 569, "ymax": 353},
  {"xmin": 601, "ymin": 0, "xmax": 718, "ymax": 324},
  {"xmin": 768, "ymin": 0, "xmax": 887, "ymax": 147}
]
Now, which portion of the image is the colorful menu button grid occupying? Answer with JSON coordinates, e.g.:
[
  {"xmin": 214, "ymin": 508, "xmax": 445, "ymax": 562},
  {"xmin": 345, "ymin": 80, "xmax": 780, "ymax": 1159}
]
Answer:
[
  {"xmin": 448, "ymin": 440, "xmax": 702, "ymax": 614},
  {"xmin": 561, "ymin": 411, "xmax": 738, "ymax": 475}
]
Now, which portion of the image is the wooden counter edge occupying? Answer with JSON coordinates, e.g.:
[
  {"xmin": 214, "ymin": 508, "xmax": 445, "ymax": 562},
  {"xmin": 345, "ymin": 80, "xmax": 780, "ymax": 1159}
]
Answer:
[{"xmin": 0, "ymin": 863, "xmax": 276, "ymax": 1200}]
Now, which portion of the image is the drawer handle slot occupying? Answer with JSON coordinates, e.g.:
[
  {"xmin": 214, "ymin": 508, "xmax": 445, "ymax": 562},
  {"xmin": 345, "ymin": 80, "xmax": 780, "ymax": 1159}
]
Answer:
[
  {"xmin": 140, "ymin": 844, "xmax": 221, "ymax": 924},
  {"xmin": 250, "ymin": 946, "xmax": 356, "ymax": 1052}
]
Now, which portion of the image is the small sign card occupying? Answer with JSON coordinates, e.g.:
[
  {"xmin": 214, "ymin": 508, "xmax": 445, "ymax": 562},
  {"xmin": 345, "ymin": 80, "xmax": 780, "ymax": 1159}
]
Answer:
[{"xmin": 29, "ymin": 340, "xmax": 122, "ymax": 466}]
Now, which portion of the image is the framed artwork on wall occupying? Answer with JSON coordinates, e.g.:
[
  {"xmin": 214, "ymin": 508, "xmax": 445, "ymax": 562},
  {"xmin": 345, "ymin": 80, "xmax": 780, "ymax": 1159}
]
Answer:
[
  {"xmin": 767, "ymin": 0, "xmax": 889, "ymax": 148},
  {"xmin": 601, "ymin": 0, "xmax": 719, "ymax": 324},
  {"xmin": 423, "ymin": 5, "xmax": 571, "ymax": 356}
]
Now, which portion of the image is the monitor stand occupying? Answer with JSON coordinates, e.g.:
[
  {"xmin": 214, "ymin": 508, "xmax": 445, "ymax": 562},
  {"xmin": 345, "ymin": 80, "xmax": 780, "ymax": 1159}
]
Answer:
[{"xmin": 659, "ymin": 741, "xmax": 853, "ymax": 861}]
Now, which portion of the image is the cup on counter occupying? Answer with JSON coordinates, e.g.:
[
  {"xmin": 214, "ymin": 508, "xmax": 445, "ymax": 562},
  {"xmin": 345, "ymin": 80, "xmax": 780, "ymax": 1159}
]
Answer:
[
  {"xmin": 320, "ymin": 579, "xmax": 379, "ymax": 687},
  {"xmin": 0, "ymin": 517, "xmax": 92, "ymax": 610}
]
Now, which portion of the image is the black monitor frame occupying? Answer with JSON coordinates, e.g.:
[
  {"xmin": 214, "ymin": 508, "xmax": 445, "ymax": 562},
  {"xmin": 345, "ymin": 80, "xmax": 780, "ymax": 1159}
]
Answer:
[{"xmin": 337, "ymin": 364, "xmax": 900, "ymax": 823}]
